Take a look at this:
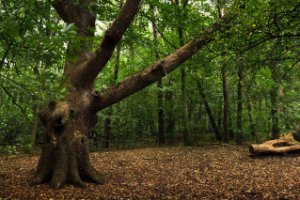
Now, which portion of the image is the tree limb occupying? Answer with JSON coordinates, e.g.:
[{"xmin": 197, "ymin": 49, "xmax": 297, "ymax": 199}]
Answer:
[
  {"xmin": 91, "ymin": 14, "xmax": 235, "ymax": 111},
  {"xmin": 1, "ymin": 85, "xmax": 28, "ymax": 118},
  {"xmin": 52, "ymin": 0, "xmax": 95, "ymax": 34},
  {"xmin": 75, "ymin": 0, "xmax": 142, "ymax": 85}
]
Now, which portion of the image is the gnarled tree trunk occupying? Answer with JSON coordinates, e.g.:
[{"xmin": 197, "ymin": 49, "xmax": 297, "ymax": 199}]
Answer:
[{"xmin": 30, "ymin": 0, "xmax": 235, "ymax": 189}]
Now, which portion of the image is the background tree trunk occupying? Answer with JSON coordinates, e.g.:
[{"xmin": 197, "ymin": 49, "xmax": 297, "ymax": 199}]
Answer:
[
  {"xmin": 247, "ymin": 94, "xmax": 256, "ymax": 141},
  {"xmin": 175, "ymin": 0, "xmax": 192, "ymax": 145},
  {"xmin": 151, "ymin": 4, "xmax": 165, "ymax": 145},
  {"xmin": 221, "ymin": 63, "xmax": 230, "ymax": 143},
  {"xmin": 236, "ymin": 64, "xmax": 243, "ymax": 145},
  {"xmin": 197, "ymin": 80, "xmax": 222, "ymax": 141},
  {"xmin": 103, "ymin": 41, "xmax": 122, "ymax": 148},
  {"xmin": 270, "ymin": 62, "xmax": 281, "ymax": 139},
  {"xmin": 165, "ymin": 80, "xmax": 176, "ymax": 145}
]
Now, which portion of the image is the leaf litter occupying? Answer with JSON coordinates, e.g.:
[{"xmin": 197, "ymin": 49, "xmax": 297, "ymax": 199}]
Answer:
[{"xmin": 1, "ymin": 145, "xmax": 300, "ymax": 199}]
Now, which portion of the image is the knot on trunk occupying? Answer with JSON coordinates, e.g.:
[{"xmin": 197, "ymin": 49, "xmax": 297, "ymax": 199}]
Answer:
[{"xmin": 31, "ymin": 101, "xmax": 105, "ymax": 189}]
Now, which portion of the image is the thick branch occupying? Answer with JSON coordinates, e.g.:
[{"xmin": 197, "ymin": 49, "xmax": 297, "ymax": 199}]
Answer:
[
  {"xmin": 52, "ymin": 0, "xmax": 96, "ymax": 87},
  {"xmin": 76, "ymin": 0, "xmax": 142, "ymax": 84},
  {"xmin": 52, "ymin": 0, "xmax": 95, "ymax": 35},
  {"xmin": 91, "ymin": 14, "xmax": 235, "ymax": 111}
]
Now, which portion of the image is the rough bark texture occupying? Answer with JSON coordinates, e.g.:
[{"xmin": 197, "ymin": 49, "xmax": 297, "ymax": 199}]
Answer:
[
  {"xmin": 31, "ymin": 0, "xmax": 235, "ymax": 189},
  {"xmin": 30, "ymin": 102, "xmax": 104, "ymax": 189},
  {"xmin": 31, "ymin": 0, "xmax": 141, "ymax": 189},
  {"xmin": 249, "ymin": 132, "xmax": 300, "ymax": 155}
]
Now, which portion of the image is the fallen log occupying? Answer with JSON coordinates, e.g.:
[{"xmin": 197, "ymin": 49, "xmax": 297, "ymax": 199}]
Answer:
[{"xmin": 249, "ymin": 132, "xmax": 300, "ymax": 155}]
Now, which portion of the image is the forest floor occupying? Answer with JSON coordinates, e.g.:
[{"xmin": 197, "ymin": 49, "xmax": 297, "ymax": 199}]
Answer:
[{"xmin": 1, "ymin": 145, "xmax": 300, "ymax": 199}]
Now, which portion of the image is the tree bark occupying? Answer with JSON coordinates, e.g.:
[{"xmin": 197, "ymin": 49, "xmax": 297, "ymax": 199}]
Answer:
[
  {"xmin": 31, "ymin": 0, "xmax": 235, "ymax": 189},
  {"xmin": 31, "ymin": 0, "xmax": 139, "ymax": 189},
  {"xmin": 249, "ymin": 132, "xmax": 300, "ymax": 155}
]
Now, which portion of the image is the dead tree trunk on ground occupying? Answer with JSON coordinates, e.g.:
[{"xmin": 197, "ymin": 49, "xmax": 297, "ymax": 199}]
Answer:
[{"xmin": 249, "ymin": 132, "xmax": 300, "ymax": 155}]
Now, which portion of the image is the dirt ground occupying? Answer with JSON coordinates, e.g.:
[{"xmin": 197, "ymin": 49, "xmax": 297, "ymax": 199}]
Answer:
[{"xmin": 1, "ymin": 145, "xmax": 300, "ymax": 199}]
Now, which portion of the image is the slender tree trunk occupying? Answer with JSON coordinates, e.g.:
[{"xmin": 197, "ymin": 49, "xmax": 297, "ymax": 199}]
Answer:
[
  {"xmin": 103, "ymin": 107, "xmax": 112, "ymax": 148},
  {"xmin": 30, "ymin": 111, "xmax": 39, "ymax": 146},
  {"xmin": 270, "ymin": 86, "xmax": 280, "ymax": 139},
  {"xmin": 197, "ymin": 81, "xmax": 222, "ymax": 141},
  {"xmin": 247, "ymin": 94, "xmax": 256, "ymax": 141},
  {"xmin": 151, "ymin": 5, "xmax": 165, "ymax": 145},
  {"xmin": 157, "ymin": 80, "xmax": 165, "ymax": 144},
  {"xmin": 103, "ymin": 43, "xmax": 121, "ymax": 148},
  {"xmin": 176, "ymin": 6, "xmax": 192, "ymax": 145},
  {"xmin": 217, "ymin": 2, "xmax": 231, "ymax": 143},
  {"xmin": 181, "ymin": 67, "xmax": 192, "ymax": 145},
  {"xmin": 236, "ymin": 65, "xmax": 243, "ymax": 145},
  {"xmin": 102, "ymin": 1, "xmax": 124, "ymax": 149},
  {"xmin": 270, "ymin": 63, "xmax": 280, "ymax": 139},
  {"xmin": 221, "ymin": 63, "xmax": 230, "ymax": 143},
  {"xmin": 165, "ymin": 81, "xmax": 175, "ymax": 145},
  {"xmin": 217, "ymin": 97, "xmax": 223, "ymax": 132}
]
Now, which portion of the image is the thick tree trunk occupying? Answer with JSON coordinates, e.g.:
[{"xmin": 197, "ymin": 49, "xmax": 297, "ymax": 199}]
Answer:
[
  {"xmin": 30, "ymin": 102, "xmax": 104, "ymax": 189},
  {"xmin": 30, "ymin": 0, "xmax": 235, "ymax": 189}
]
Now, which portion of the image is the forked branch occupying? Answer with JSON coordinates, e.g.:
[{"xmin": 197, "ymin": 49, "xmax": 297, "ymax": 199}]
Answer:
[{"xmin": 76, "ymin": 0, "xmax": 143, "ymax": 84}]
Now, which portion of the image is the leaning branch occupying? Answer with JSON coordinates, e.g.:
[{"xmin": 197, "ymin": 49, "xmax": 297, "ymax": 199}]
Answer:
[
  {"xmin": 91, "ymin": 14, "xmax": 235, "ymax": 111},
  {"xmin": 76, "ymin": 0, "xmax": 142, "ymax": 84}
]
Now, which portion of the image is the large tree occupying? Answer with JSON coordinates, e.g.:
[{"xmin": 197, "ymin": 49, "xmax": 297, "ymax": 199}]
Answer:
[{"xmin": 30, "ymin": 0, "xmax": 235, "ymax": 189}]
